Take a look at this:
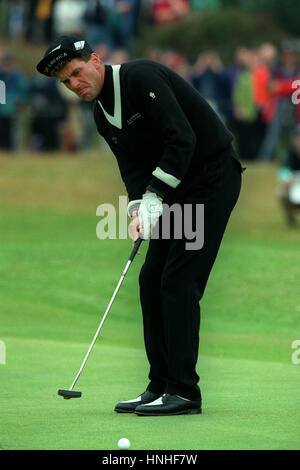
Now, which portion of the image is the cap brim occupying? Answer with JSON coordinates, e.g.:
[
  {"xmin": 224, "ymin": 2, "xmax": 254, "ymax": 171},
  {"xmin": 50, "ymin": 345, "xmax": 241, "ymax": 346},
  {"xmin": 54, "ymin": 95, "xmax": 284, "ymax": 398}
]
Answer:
[{"xmin": 36, "ymin": 49, "xmax": 79, "ymax": 77}]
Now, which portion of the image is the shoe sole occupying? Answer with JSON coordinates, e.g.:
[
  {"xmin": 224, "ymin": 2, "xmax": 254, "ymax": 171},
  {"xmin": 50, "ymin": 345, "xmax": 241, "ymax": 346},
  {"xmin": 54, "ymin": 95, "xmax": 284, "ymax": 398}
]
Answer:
[
  {"xmin": 114, "ymin": 407, "xmax": 136, "ymax": 414},
  {"xmin": 135, "ymin": 408, "xmax": 202, "ymax": 416}
]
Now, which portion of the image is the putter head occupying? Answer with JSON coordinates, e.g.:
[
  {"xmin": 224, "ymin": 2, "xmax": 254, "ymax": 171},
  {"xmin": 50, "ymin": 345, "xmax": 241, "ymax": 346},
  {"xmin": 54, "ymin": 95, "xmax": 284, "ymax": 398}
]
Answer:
[{"xmin": 58, "ymin": 389, "xmax": 82, "ymax": 399}]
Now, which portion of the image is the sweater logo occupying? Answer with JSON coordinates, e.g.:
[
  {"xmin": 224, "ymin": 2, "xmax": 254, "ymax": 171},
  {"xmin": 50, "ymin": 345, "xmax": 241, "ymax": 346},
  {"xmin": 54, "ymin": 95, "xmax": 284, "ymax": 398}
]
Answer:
[
  {"xmin": 127, "ymin": 112, "xmax": 142, "ymax": 125},
  {"xmin": 149, "ymin": 92, "xmax": 156, "ymax": 99}
]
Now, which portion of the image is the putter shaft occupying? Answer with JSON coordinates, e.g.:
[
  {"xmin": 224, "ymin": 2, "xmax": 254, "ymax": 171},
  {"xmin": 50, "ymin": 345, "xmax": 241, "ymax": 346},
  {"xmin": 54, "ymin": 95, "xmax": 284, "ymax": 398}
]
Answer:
[{"xmin": 68, "ymin": 238, "xmax": 142, "ymax": 392}]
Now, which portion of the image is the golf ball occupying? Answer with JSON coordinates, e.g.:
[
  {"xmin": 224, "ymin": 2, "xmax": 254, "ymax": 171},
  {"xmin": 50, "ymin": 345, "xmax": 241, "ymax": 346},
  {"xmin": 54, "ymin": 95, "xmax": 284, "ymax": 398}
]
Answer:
[{"xmin": 118, "ymin": 438, "xmax": 130, "ymax": 450}]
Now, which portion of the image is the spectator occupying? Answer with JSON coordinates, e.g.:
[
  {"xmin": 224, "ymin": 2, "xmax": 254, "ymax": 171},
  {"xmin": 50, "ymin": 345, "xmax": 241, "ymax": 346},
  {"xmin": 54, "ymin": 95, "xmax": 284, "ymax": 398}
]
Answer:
[
  {"xmin": 151, "ymin": 0, "xmax": 190, "ymax": 26},
  {"xmin": 83, "ymin": 0, "xmax": 114, "ymax": 50},
  {"xmin": 109, "ymin": 48, "xmax": 130, "ymax": 64},
  {"xmin": 161, "ymin": 50, "xmax": 189, "ymax": 79},
  {"xmin": 7, "ymin": 0, "xmax": 26, "ymax": 40},
  {"xmin": 25, "ymin": 0, "xmax": 39, "ymax": 41},
  {"xmin": 114, "ymin": 0, "xmax": 141, "ymax": 51},
  {"xmin": 253, "ymin": 43, "xmax": 278, "ymax": 128},
  {"xmin": 190, "ymin": 50, "xmax": 231, "ymax": 120},
  {"xmin": 25, "ymin": 0, "xmax": 55, "ymax": 42},
  {"xmin": 227, "ymin": 47, "xmax": 250, "ymax": 114},
  {"xmin": 35, "ymin": 0, "xmax": 55, "ymax": 41},
  {"xmin": 139, "ymin": 0, "xmax": 154, "ymax": 25},
  {"xmin": 0, "ymin": 52, "xmax": 28, "ymax": 151},
  {"xmin": 250, "ymin": 43, "xmax": 278, "ymax": 159},
  {"xmin": 95, "ymin": 43, "xmax": 111, "ymax": 63},
  {"xmin": 29, "ymin": 73, "xmax": 67, "ymax": 151},
  {"xmin": 226, "ymin": 47, "xmax": 251, "ymax": 139},
  {"xmin": 57, "ymin": 82, "xmax": 82, "ymax": 152},
  {"xmin": 78, "ymin": 99, "xmax": 97, "ymax": 151},
  {"xmin": 231, "ymin": 48, "xmax": 261, "ymax": 161},
  {"xmin": 277, "ymin": 124, "xmax": 300, "ymax": 225},
  {"xmin": 53, "ymin": 0, "xmax": 86, "ymax": 36},
  {"xmin": 258, "ymin": 41, "xmax": 300, "ymax": 161},
  {"xmin": 83, "ymin": 1, "xmax": 141, "ymax": 52},
  {"xmin": 146, "ymin": 47, "xmax": 163, "ymax": 63}
]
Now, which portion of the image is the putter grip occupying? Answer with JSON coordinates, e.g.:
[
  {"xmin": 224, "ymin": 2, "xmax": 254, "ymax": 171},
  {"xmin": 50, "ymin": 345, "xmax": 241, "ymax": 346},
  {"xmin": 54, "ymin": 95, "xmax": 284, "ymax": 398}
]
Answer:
[{"xmin": 129, "ymin": 237, "xmax": 142, "ymax": 261}]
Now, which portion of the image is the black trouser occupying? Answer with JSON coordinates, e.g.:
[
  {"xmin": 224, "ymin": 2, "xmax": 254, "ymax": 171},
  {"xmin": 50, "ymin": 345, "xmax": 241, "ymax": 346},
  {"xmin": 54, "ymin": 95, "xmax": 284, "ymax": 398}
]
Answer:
[{"xmin": 139, "ymin": 152, "xmax": 243, "ymax": 402}]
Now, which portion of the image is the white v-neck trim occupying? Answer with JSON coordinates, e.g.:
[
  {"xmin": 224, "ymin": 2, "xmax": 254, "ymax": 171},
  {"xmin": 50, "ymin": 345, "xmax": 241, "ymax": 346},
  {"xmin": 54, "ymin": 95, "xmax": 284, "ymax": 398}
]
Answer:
[{"xmin": 97, "ymin": 64, "xmax": 122, "ymax": 129}]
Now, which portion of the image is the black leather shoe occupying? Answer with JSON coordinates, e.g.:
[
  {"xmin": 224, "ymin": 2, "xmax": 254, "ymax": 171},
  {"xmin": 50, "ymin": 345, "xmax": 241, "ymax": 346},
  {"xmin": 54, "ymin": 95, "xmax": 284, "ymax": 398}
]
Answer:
[
  {"xmin": 114, "ymin": 390, "xmax": 161, "ymax": 413},
  {"xmin": 134, "ymin": 394, "xmax": 202, "ymax": 416}
]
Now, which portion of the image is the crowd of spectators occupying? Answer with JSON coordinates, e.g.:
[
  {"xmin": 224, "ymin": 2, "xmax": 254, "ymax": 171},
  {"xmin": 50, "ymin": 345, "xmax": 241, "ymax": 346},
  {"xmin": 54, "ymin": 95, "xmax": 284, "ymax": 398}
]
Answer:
[
  {"xmin": 187, "ymin": 41, "xmax": 300, "ymax": 162},
  {"xmin": 3, "ymin": 0, "xmax": 215, "ymax": 47},
  {"xmin": 1, "ymin": 0, "xmax": 300, "ymax": 161}
]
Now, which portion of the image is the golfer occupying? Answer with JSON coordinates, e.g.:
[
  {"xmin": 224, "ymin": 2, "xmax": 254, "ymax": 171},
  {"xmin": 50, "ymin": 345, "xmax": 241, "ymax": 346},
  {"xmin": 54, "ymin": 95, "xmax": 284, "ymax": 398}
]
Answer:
[{"xmin": 37, "ymin": 35, "xmax": 244, "ymax": 416}]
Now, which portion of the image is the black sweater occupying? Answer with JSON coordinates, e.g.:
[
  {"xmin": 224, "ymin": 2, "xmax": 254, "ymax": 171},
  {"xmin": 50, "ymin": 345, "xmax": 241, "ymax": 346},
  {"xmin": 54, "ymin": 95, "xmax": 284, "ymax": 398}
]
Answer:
[{"xmin": 93, "ymin": 59, "xmax": 235, "ymax": 203}]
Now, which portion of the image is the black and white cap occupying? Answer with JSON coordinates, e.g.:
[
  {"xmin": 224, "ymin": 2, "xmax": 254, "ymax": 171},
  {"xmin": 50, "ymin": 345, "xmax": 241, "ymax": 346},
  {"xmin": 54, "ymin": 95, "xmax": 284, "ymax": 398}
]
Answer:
[{"xmin": 36, "ymin": 35, "xmax": 93, "ymax": 77}]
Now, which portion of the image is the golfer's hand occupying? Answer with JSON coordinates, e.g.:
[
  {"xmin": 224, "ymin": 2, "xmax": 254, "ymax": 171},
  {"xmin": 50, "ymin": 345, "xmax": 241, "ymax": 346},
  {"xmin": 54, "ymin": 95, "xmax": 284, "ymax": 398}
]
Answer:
[
  {"xmin": 138, "ymin": 193, "xmax": 163, "ymax": 240},
  {"xmin": 282, "ymin": 180, "xmax": 292, "ymax": 189},
  {"xmin": 129, "ymin": 212, "xmax": 141, "ymax": 254}
]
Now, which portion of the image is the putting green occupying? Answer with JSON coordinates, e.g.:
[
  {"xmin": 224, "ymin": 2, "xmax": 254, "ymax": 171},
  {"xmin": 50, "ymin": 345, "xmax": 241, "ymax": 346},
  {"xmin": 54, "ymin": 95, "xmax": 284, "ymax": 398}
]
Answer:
[
  {"xmin": 0, "ymin": 153, "xmax": 300, "ymax": 450},
  {"xmin": 1, "ymin": 337, "xmax": 299, "ymax": 450}
]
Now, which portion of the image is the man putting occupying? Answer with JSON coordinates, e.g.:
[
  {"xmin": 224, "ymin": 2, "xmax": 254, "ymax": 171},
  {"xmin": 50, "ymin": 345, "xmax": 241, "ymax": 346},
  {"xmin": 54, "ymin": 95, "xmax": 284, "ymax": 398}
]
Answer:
[{"xmin": 37, "ymin": 35, "xmax": 244, "ymax": 416}]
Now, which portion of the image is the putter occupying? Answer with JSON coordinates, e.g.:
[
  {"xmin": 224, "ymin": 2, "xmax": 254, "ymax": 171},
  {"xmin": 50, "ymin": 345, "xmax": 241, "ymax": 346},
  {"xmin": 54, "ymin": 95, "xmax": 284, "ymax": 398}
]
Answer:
[{"xmin": 58, "ymin": 237, "xmax": 143, "ymax": 399}]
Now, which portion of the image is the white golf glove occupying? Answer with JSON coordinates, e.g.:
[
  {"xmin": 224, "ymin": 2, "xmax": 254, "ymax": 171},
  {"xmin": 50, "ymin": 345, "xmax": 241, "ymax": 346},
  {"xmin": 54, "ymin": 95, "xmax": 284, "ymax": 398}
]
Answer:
[
  {"xmin": 127, "ymin": 199, "xmax": 142, "ymax": 217},
  {"xmin": 138, "ymin": 193, "xmax": 163, "ymax": 240}
]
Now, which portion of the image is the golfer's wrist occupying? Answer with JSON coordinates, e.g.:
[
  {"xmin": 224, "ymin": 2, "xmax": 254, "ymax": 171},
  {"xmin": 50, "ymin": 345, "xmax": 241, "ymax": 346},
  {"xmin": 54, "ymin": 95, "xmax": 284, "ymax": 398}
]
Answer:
[{"xmin": 145, "ymin": 190, "xmax": 163, "ymax": 201}]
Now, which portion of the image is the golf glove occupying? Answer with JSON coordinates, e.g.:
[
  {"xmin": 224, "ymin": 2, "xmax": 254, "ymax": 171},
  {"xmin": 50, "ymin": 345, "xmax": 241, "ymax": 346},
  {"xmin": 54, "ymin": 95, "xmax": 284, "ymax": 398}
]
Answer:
[
  {"xmin": 138, "ymin": 193, "xmax": 163, "ymax": 240},
  {"xmin": 127, "ymin": 199, "xmax": 142, "ymax": 217}
]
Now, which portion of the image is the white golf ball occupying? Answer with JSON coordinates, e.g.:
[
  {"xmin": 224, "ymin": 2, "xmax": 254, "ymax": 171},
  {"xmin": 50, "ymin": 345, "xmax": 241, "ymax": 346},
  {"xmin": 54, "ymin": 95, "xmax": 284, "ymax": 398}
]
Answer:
[{"xmin": 118, "ymin": 438, "xmax": 130, "ymax": 450}]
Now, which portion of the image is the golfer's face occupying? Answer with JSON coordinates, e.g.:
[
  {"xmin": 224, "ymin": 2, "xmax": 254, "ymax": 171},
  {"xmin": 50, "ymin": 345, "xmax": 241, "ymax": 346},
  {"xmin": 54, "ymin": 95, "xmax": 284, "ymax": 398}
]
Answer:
[{"xmin": 57, "ymin": 55, "xmax": 104, "ymax": 101}]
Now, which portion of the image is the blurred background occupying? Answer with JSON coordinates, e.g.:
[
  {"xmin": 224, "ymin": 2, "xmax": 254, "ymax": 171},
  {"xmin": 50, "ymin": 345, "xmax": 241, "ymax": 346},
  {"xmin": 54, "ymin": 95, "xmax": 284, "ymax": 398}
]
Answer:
[
  {"xmin": 0, "ymin": 0, "xmax": 300, "ymax": 161},
  {"xmin": 2, "ymin": 1, "xmax": 300, "ymax": 224}
]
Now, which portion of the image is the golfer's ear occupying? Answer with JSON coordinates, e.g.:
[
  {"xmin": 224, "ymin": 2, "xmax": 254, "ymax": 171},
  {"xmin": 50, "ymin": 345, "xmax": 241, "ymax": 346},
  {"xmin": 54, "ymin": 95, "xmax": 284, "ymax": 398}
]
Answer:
[{"xmin": 91, "ymin": 53, "xmax": 101, "ymax": 65}]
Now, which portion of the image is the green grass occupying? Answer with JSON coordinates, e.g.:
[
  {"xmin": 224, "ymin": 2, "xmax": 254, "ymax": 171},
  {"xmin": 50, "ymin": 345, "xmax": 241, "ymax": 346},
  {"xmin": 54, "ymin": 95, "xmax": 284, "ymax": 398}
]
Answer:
[
  {"xmin": 0, "ymin": 151, "xmax": 300, "ymax": 450},
  {"xmin": 1, "ymin": 338, "xmax": 299, "ymax": 450}
]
